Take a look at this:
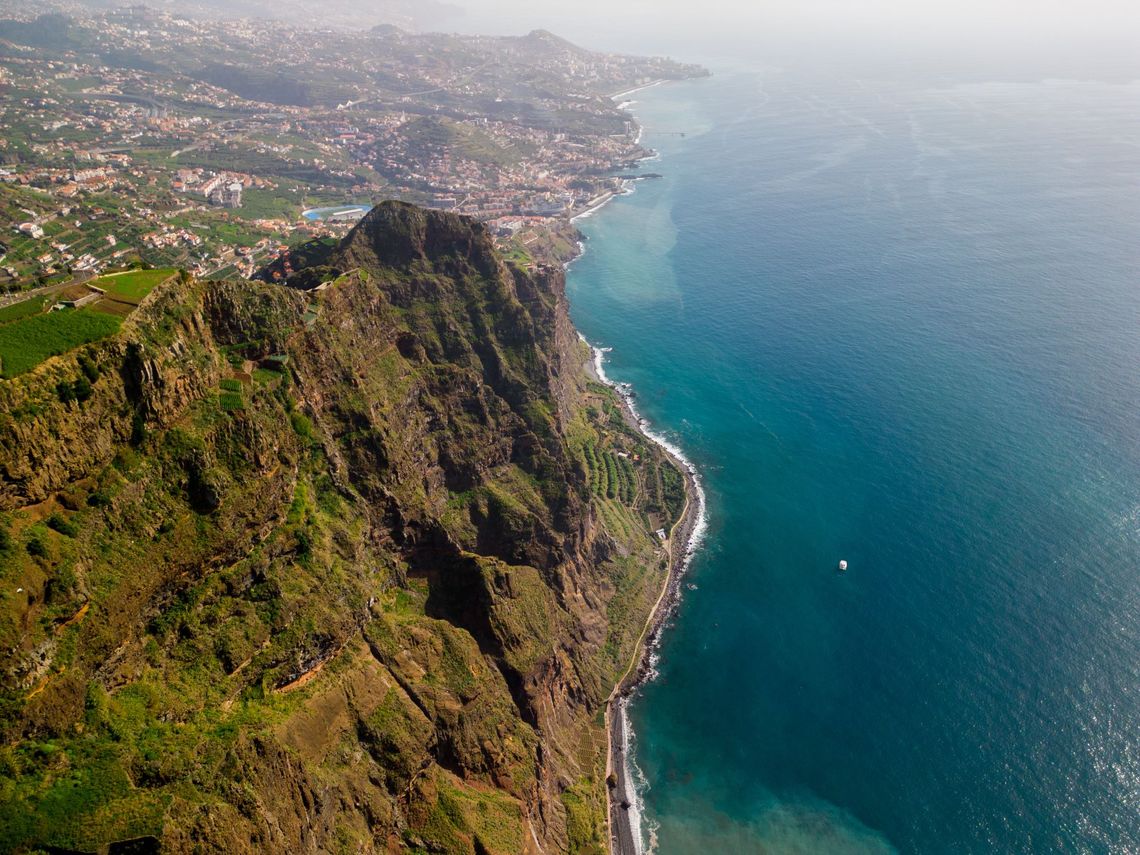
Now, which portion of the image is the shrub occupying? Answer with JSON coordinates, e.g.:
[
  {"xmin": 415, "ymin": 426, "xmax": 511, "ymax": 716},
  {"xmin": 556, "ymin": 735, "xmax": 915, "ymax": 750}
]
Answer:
[
  {"xmin": 87, "ymin": 489, "xmax": 111, "ymax": 508},
  {"xmin": 57, "ymin": 488, "xmax": 85, "ymax": 511},
  {"xmin": 73, "ymin": 375, "xmax": 93, "ymax": 402},
  {"xmin": 26, "ymin": 535, "xmax": 47, "ymax": 558},
  {"xmin": 112, "ymin": 448, "xmax": 140, "ymax": 473},
  {"xmin": 46, "ymin": 513, "xmax": 77, "ymax": 537},
  {"xmin": 78, "ymin": 353, "xmax": 99, "ymax": 382},
  {"xmin": 290, "ymin": 411, "xmax": 314, "ymax": 442}
]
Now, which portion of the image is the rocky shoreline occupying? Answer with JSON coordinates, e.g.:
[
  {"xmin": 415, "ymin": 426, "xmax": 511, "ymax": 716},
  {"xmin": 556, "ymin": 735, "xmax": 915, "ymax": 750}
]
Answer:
[{"xmin": 583, "ymin": 351, "xmax": 705, "ymax": 855}]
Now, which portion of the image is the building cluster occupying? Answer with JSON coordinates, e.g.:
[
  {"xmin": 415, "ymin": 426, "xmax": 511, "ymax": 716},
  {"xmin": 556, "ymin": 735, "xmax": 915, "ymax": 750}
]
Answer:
[{"xmin": 0, "ymin": 5, "xmax": 704, "ymax": 284}]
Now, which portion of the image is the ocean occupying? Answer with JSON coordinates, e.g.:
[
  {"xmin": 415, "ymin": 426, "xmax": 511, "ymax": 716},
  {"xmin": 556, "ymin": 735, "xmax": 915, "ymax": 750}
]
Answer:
[{"xmin": 565, "ymin": 69, "xmax": 1140, "ymax": 853}]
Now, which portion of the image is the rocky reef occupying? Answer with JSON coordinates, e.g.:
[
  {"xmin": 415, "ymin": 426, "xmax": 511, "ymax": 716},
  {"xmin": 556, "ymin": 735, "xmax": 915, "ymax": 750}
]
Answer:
[{"xmin": 0, "ymin": 203, "xmax": 687, "ymax": 854}]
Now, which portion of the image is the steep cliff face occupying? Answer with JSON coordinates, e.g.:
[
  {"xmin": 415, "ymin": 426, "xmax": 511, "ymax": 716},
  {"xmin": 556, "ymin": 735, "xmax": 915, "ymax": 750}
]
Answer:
[{"xmin": 0, "ymin": 203, "xmax": 686, "ymax": 854}]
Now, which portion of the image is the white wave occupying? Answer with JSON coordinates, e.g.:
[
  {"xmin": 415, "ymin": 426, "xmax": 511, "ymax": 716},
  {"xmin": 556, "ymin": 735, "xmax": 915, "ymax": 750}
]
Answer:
[
  {"xmin": 562, "ymin": 240, "xmax": 588, "ymax": 272},
  {"xmin": 645, "ymin": 650, "xmax": 662, "ymax": 683}
]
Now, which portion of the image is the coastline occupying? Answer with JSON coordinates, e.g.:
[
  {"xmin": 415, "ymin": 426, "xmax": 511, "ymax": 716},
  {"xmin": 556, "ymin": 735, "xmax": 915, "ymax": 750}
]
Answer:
[
  {"xmin": 582, "ymin": 340, "xmax": 707, "ymax": 855},
  {"xmin": 566, "ymin": 80, "xmax": 676, "ymax": 226},
  {"xmin": 571, "ymin": 190, "xmax": 625, "ymax": 224},
  {"xmin": 565, "ymin": 77, "xmax": 706, "ymax": 855}
]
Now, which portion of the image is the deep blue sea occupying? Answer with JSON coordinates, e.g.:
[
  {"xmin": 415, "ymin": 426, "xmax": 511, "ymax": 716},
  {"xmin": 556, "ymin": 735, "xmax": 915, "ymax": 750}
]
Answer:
[{"xmin": 565, "ymin": 69, "xmax": 1140, "ymax": 853}]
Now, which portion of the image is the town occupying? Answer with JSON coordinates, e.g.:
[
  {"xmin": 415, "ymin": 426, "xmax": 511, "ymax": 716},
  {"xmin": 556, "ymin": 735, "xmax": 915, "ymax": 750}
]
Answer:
[{"xmin": 0, "ymin": 4, "xmax": 706, "ymax": 289}]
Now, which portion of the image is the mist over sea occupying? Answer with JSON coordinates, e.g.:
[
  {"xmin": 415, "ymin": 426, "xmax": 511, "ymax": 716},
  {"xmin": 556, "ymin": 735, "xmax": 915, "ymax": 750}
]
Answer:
[{"xmin": 565, "ymin": 67, "xmax": 1140, "ymax": 853}]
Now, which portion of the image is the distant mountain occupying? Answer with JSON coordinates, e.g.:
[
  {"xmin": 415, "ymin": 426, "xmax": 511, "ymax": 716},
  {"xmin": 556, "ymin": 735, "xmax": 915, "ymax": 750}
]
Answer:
[{"xmin": 514, "ymin": 28, "xmax": 597, "ymax": 59}]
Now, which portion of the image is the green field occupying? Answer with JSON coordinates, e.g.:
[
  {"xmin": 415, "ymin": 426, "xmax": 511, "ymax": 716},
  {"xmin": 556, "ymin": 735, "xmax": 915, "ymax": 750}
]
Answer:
[
  {"xmin": 94, "ymin": 269, "xmax": 175, "ymax": 303},
  {"xmin": 0, "ymin": 296, "xmax": 50, "ymax": 325},
  {"xmin": 219, "ymin": 391, "xmax": 244, "ymax": 411},
  {"xmin": 0, "ymin": 309, "xmax": 121, "ymax": 378},
  {"xmin": 228, "ymin": 188, "xmax": 302, "ymax": 222}
]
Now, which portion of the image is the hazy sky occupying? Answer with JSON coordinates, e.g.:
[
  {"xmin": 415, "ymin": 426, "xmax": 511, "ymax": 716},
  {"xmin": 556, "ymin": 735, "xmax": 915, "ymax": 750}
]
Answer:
[{"xmin": 444, "ymin": 0, "xmax": 1140, "ymax": 76}]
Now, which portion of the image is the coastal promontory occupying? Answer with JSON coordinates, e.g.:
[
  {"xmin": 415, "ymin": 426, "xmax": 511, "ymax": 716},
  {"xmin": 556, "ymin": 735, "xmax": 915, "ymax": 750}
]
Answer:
[{"xmin": 0, "ymin": 202, "xmax": 687, "ymax": 854}]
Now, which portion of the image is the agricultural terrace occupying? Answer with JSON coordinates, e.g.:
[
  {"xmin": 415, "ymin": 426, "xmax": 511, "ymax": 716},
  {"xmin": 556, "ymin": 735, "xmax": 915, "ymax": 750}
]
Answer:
[
  {"xmin": 0, "ymin": 269, "xmax": 176, "ymax": 378},
  {"xmin": 93, "ymin": 269, "xmax": 176, "ymax": 303}
]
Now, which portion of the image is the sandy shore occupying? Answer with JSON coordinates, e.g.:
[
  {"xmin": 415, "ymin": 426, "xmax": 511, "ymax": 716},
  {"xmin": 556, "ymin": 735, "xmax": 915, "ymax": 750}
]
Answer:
[{"xmin": 582, "ymin": 344, "xmax": 705, "ymax": 855}]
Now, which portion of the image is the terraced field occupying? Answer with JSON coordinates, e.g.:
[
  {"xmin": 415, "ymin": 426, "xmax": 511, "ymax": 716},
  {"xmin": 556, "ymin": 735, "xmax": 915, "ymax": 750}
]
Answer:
[
  {"xmin": 0, "ymin": 269, "xmax": 176, "ymax": 377},
  {"xmin": 0, "ymin": 308, "xmax": 121, "ymax": 378},
  {"xmin": 94, "ymin": 268, "xmax": 174, "ymax": 302}
]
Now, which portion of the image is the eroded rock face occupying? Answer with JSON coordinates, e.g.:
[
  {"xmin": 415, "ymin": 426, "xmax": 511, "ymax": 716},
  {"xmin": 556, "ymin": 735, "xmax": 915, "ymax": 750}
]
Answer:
[{"xmin": 0, "ymin": 203, "xmax": 681, "ymax": 854}]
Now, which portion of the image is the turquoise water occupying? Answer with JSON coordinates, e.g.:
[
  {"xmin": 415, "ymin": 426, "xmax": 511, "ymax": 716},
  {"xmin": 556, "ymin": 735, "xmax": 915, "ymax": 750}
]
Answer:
[{"xmin": 565, "ymin": 70, "xmax": 1140, "ymax": 853}]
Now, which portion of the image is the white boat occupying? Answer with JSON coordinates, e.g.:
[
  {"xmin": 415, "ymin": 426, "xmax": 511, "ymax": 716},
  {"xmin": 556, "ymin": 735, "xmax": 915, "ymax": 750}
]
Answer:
[{"xmin": 838, "ymin": 559, "xmax": 848, "ymax": 571}]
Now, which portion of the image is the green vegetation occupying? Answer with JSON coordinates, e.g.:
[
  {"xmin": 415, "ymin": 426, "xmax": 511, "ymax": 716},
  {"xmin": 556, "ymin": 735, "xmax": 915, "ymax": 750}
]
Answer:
[
  {"xmin": 0, "ymin": 270, "xmax": 173, "ymax": 377},
  {"xmin": 46, "ymin": 513, "xmax": 78, "ymax": 537},
  {"xmin": 55, "ymin": 375, "xmax": 93, "ymax": 404},
  {"xmin": 289, "ymin": 411, "xmax": 314, "ymax": 443},
  {"xmin": 617, "ymin": 454, "xmax": 637, "ymax": 504},
  {"xmin": 0, "ymin": 296, "xmax": 50, "ymax": 325},
  {"xmin": 0, "ymin": 309, "xmax": 120, "ymax": 378},
  {"xmin": 228, "ymin": 187, "xmax": 302, "ymax": 221},
  {"xmin": 94, "ymin": 268, "xmax": 174, "ymax": 302},
  {"xmin": 401, "ymin": 116, "xmax": 528, "ymax": 168},
  {"xmin": 562, "ymin": 776, "xmax": 608, "ymax": 855},
  {"xmin": 78, "ymin": 354, "xmax": 100, "ymax": 382},
  {"xmin": 25, "ymin": 530, "xmax": 48, "ymax": 558}
]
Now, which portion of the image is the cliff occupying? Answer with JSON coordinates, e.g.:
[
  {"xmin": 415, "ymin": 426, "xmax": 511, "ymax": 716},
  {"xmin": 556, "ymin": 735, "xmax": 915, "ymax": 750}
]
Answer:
[{"xmin": 0, "ymin": 202, "xmax": 687, "ymax": 854}]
